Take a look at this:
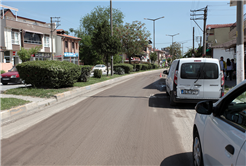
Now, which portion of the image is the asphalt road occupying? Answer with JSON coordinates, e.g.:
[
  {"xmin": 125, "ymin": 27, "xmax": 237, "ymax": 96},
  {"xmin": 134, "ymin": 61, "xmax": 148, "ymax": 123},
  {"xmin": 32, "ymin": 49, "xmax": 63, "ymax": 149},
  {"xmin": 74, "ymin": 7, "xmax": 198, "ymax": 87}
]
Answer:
[{"xmin": 2, "ymin": 71, "xmax": 196, "ymax": 166}]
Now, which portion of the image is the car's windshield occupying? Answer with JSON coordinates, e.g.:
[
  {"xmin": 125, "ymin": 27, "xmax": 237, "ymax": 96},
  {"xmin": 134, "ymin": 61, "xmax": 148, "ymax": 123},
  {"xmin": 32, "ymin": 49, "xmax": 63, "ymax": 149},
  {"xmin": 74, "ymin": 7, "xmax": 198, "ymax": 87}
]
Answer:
[
  {"xmin": 95, "ymin": 65, "xmax": 102, "ymax": 67},
  {"xmin": 9, "ymin": 67, "xmax": 17, "ymax": 72}
]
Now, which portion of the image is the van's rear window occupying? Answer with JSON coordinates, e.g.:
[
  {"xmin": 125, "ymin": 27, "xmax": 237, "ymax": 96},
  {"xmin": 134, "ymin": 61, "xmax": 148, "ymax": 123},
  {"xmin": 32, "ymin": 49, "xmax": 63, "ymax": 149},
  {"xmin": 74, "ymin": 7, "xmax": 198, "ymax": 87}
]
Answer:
[{"xmin": 181, "ymin": 63, "xmax": 218, "ymax": 79}]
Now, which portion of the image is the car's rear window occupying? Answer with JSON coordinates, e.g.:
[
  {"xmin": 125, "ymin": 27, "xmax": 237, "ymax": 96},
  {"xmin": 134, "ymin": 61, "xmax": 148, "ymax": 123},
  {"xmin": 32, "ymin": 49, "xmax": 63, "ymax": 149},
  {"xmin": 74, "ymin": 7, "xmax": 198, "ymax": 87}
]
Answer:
[
  {"xmin": 95, "ymin": 65, "xmax": 102, "ymax": 67},
  {"xmin": 181, "ymin": 63, "xmax": 218, "ymax": 79}
]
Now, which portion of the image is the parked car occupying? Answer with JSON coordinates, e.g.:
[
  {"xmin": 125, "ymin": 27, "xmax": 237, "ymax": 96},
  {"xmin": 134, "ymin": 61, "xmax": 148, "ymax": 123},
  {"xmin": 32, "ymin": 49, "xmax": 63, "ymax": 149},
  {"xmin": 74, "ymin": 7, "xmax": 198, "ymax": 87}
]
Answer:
[
  {"xmin": 92, "ymin": 64, "xmax": 107, "ymax": 72},
  {"xmin": 163, "ymin": 58, "xmax": 224, "ymax": 106},
  {"xmin": 193, "ymin": 80, "xmax": 246, "ymax": 166},
  {"xmin": 0, "ymin": 66, "xmax": 23, "ymax": 85}
]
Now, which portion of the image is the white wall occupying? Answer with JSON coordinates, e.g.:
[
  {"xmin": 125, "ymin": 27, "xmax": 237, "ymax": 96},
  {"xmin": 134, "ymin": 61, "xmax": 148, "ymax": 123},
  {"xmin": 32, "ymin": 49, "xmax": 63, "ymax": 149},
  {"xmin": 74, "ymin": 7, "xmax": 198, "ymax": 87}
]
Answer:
[
  {"xmin": 4, "ymin": 28, "xmax": 12, "ymax": 50},
  {"xmin": 213, "ymin": 48, "xmax": 235, "ymax": 60}
]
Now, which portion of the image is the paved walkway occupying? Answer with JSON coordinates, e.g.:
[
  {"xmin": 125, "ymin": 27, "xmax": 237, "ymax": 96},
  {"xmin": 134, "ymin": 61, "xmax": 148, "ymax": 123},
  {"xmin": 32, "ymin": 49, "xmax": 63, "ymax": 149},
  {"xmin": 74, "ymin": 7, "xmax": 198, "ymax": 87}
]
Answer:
[{"xmin": 225, "ymin": 79, "xmax": 236, "ymax": 88}]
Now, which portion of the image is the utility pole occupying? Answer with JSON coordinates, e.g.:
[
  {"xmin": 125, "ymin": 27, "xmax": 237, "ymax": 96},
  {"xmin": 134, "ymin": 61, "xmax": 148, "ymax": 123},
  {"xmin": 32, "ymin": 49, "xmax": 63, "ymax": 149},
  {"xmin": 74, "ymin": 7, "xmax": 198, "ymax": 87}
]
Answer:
[
  {"xmin": 193, "ymin": 27, "xmax": 194, "ymax": 56},
  {"xmin": 190, "ymin": 6, "xmax": 208, "ymax": 57},
  {"xmin": 200, "ymin": 36, "xmax": 202, "ymax": 47},
  {"xmin": 236, "ymin": 1, "xmax": 244, "ymax": 84},
  {"xmin": 110, "ymin": 0, "xmax": 113, "ymax": 76},
  {"xmin": 181, "ymin": 42, "xmax": 187, "ymax": 57},
  {"xmin": 50, "ymin": 17, "xmax": 61, "ymax": 61}
]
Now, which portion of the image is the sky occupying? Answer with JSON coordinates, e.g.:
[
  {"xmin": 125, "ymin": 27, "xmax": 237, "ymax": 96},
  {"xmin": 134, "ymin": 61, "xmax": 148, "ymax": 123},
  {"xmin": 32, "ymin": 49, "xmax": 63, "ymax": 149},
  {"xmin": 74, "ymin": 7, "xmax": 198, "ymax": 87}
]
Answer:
[{"xmin": 1, "ymin": 0, "xmax": 243, "ymax": 54}]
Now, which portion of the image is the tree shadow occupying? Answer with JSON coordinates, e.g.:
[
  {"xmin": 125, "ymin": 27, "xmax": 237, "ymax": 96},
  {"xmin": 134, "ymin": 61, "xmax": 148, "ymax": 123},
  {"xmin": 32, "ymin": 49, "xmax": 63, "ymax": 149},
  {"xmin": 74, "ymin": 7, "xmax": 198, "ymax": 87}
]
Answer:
[{"xmin": 160, "ymin": 152, "xmax": 193, "ymax": 166}]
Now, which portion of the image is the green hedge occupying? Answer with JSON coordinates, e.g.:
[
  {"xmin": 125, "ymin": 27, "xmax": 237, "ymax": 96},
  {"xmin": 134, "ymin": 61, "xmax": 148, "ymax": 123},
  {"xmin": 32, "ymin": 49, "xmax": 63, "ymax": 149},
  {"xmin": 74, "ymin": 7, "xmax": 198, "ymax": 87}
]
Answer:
[
  {"xmin": 151, "ymin": 64, "xmax": 158, "ymax": 69},
  {"xmin": 136, "ymin": 64, "xmax": 142, "ymax": 71},
  {"xmin": 141, "ymin": 64, "xmax": 149, "ymax": 70},
  {"xmin": 147, "ymin": 63, "xmax": 152, "ymax": 69},
  {"xmin": 114, "ymin": 67, "xmax": 125, "ymax": 75},
  {"xmin": 1, "ymin": 70, "xmax": 5, "ymax": 74},
  {"xmin": 16, "ymin": 60, "xmax": 80, "ymax": 88},
  {"xmin": 94, "ymin": 69, "xmax": 102, "ymax": 78},
  {"xmin": 78, "ymin": 65, "xmax": 92, "ymax": 82},
  {"xmin": 114, "ymin": 63, "xmax": 133, "ymax": 74}
]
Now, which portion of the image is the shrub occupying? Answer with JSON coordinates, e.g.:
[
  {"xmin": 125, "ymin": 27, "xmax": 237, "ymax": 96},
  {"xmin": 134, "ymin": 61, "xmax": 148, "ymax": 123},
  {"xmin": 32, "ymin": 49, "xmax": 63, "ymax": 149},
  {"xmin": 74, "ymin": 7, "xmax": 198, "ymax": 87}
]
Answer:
[
  {"xmin": 94, "ymin": 69, "xmax": 102, "ymax": 78},
  {"xmin": 78, "ymin": 65, "xmax": 92, "ymax": 82},
  {"xmin": 1, "ymin": 70, "xmax": 5, "ymax": 74},
  {"xmin": 151, "ymin": 64, "xmax": 158, "ymax": 69},
  {"xmin": 141, "ymin": 64, "xmax": 149, "ymax": 70},
  {"xmin": 136, "ymin": 64, "xmax": 142, "ymax": 71},
  {"xmin": 147, "ymin": 63, "xmax": 152, "ymax": 69},
  {"xmin": 131, "ymin": 64, "xmax": 136, "ymax": 72},
  {"xmin": 16, "ymin": 60, "xmax": 80, "ymax": 88},
  {"xmin": 113, "ymin": 63, "xmax": 133, "ymax": 74},
  {"xmin": 114, "ymin": 67, "xmax": 125, "ymax": 75}
]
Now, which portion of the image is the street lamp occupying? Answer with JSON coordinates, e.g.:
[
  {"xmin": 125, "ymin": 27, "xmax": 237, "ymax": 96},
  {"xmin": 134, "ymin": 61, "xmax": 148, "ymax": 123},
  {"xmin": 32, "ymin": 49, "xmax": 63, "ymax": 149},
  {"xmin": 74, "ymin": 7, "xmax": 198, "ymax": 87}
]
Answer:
[
  {"xmin": 144, "ymin": 16, "xmax": 164, "ymax": 65},
  {"xmin": 166, "ymin": 33, "xmax": 179, "ymax": 57}
]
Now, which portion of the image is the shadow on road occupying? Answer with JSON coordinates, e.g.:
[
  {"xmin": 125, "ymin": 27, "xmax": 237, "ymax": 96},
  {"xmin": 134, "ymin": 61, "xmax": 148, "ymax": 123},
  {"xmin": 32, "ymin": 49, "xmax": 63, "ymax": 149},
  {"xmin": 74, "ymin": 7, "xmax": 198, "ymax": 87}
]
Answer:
[
  {"xmin": 91, "ymin": 95, "xmax": 148, "ymax": 99},
  {"xmin": 160, "ymin": 152, "xmax": 193, "ymax": 166},
  {"xmin": 149, "ymin": 93, "xmax": 197, "ymax": 110},
  {"xmin": 143, "ymin": 78, "xmax": 166, "ymax": 91}
]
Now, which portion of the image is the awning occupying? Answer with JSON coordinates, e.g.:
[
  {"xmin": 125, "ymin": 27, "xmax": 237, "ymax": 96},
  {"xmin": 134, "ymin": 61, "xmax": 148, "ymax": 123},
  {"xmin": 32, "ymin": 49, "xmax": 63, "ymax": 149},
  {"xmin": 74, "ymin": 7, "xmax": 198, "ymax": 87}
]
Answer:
[{"xmin": 23, "ymin": 30, "xmax": 43, "ymax": 35}]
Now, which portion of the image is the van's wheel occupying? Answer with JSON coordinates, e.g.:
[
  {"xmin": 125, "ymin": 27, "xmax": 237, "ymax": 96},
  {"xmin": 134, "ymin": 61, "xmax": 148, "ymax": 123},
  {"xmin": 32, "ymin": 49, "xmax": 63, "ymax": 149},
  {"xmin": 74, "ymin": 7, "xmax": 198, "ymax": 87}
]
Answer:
[
  {"xmin": 170, "ymin": 91, "xmax": 177, "ymax": 106},
  {"xmin": 193, "ymin": 130, "xmax": 204, "ymax": 166},
  {"xmin": 2, "ymin": 83, "xmax": 7, "ymax": 85}
]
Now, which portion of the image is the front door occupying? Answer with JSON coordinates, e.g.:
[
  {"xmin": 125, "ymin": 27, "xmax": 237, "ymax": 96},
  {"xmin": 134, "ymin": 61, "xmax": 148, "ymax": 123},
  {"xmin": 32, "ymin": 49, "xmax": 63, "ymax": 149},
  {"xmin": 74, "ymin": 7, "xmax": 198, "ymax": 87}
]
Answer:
[{"xmin": 203, "ymin": 87, "xmax": 246, "ymax": 165}]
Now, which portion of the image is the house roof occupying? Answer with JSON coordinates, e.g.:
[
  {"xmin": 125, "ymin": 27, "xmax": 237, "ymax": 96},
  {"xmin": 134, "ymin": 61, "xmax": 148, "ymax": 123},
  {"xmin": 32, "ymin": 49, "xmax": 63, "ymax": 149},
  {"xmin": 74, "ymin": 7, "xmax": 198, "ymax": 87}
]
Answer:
[
  {"xmin": 206, "ymin": 23, "xmax": 235, "ymax": 30},
  {"xmin": 1, "ymin": 9, "xmax": 46, "ymax": 24},
  {"xmin": 151, "ymin": 48, "xmax": 165, "ymax": 52},
  {"xmin": 57, "ymin": 34, "xmax": 81, "ymax": 40}
]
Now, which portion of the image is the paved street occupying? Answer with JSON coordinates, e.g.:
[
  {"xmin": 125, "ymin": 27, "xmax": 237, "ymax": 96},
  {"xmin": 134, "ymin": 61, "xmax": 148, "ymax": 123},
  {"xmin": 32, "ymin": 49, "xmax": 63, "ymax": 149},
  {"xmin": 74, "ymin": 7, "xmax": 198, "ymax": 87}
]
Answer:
[{"xmin": 2, "ymin": 71, "xmax": 196, "ymax": 166}]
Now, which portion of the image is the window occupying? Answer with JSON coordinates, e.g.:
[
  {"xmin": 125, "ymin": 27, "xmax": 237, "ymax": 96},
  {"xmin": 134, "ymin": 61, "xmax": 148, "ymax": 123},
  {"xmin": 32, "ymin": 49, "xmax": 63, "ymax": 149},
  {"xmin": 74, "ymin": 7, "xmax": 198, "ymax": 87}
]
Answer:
[
  {"xmin": 12, "ymin": 31, "xmax": 19, "ymax": 45},
  {"xmin": 72, "ymin": 42, "xmax": 74, "ymax": 49},
  {"xmin": 24, "ymin": 32, "xmax": 42, "ymax": 44},
  {"xmin": 65, "ymin": 41, "xmax": 68, "ymax": 48},
  {"xmin": 221, "ymin": 91, "xmax": 246, "ymax": 130},
  {"xmin": 181, "ymin": 63, "xmax": 218, "ymax": 79},
  {"xmin": 44, "ymin": 36, "xmax": 49, "ymax": 47}
]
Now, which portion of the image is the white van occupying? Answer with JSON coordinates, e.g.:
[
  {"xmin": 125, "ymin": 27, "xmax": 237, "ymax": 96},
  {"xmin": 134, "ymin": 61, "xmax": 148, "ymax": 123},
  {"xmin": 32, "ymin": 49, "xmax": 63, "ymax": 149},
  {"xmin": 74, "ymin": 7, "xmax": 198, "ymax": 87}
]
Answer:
[{"xmin": 163, "ymin": 58, "xmax": 225, "ymax": 106}]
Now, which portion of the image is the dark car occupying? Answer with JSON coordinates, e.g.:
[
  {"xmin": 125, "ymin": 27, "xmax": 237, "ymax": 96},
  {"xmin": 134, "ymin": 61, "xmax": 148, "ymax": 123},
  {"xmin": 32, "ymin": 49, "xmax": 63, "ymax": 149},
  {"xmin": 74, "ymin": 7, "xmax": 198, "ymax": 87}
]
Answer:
[{"xmin": 1, "ymin": 67, "xmax": 23, "ymax": 85}]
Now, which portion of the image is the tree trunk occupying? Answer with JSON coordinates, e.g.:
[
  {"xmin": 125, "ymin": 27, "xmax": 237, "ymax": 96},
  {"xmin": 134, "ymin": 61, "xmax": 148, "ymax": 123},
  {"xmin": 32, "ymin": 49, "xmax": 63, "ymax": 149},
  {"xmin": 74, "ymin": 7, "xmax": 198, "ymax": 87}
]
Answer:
[
  {"xmin": 106, "ymin": 55, "xmax": 109, "ymax": 76},
  {"xmin": 129, "ymin": 56, "xmax": 131, "ymax": 64}
]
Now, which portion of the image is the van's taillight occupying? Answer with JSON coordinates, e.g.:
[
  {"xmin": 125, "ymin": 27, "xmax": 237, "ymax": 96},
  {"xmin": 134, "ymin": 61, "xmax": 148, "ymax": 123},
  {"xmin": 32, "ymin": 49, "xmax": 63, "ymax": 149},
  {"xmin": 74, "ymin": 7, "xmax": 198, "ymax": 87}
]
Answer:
[
  {"xmin": 221, "ymin": 71, "xmax": 225, "ymax": 86},
  {"xmin": 174, "ymin": 70, "xmax": 178, "ymax": 85},
  {"xmin": 221, "ymin": 91, "xmax": 224, "ymax": 97}
]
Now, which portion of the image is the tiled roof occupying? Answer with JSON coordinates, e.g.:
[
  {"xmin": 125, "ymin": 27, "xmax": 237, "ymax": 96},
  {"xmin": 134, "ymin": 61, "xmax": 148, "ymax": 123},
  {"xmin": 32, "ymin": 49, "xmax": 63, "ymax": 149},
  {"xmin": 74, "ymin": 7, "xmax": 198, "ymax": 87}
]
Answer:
[
  {"xmin": 57, "ymin": 34, "xmax": 81, "ymax": 40},
  {"xmin": 206, "ymin": 23, "xmax": 235, "ymax": 29},
  {"xmin": 56, "ymin": 29, "xmax": 64, "ymax": 32}
]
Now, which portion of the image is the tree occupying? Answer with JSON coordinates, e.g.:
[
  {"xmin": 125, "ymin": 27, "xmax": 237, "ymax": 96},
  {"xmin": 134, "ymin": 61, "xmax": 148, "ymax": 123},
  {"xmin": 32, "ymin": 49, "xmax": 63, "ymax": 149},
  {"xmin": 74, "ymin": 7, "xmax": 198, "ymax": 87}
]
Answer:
[
  {"xmin": 113, "ymin": 54, "xmax": 123, "ymax": 64},
  {"xmin": 150, "ymin": 52, "xmax": 157, "ymax": 64},
  {"xmin": 183, "ymin": 46, "xmax": 203, "ymax": 58},
  {"xmin": 167, "ymin": 42, "xmax": 182, "ymax": 60},
  {"xmin": 92, "ymin": 20, "xmax": 122, "ymax": 76},
  {"xmin": 114, "ymin": 20, "xmax": 151, "ymax": 64},
  {"xmin": 80, "ymin": 6, "xmax": 124, "ymax": 36},
  {"xmin": 69, "ymin": 28, "xmax": 74, "ymax": 36},
  {"xmin": 18, "ymin": 46, "xmax": 42, "ymax": 62},
  {"xmin": 64, "ymin": 31, "xmax": 70, "ymax": 35}
]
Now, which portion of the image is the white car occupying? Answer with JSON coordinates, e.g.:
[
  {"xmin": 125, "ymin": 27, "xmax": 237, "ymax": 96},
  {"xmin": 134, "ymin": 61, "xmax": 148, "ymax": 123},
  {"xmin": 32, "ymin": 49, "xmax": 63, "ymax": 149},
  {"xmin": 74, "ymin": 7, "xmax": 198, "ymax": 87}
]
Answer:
[
  {"xmin": 163, "ymin": 58, "xmax": 224, "ymax": 106},
  {"xmin": 193, "ymin": 80, "xmax": 246, "ymax": 166},
  {"xmin": 92, "ymin": 64, "xmax": 107, "ymax": 72}
]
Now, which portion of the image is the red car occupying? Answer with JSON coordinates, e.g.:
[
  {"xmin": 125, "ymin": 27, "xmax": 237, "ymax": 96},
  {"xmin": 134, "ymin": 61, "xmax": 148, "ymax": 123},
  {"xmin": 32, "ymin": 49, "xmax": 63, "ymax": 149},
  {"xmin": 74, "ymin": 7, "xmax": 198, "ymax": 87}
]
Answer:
[{"xmin": 1, "ymin": 67, "xmax": 23, "ymax": 85}]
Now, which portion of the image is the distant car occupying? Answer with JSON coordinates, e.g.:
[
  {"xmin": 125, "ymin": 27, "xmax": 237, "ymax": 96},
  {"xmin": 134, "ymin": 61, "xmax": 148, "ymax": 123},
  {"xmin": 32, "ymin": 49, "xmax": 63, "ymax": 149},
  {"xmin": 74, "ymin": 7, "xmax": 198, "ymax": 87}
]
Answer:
[
  {"xmin": 193, "ymin": 80, "xmax": 246, "ymax": 166},
  {"xmin": 92, "ymin": 64, "xmax": 107, "ymax": 72},
  {"xmin": 1, "ymin": 67, "xmax": 23, "ymax": 85}
]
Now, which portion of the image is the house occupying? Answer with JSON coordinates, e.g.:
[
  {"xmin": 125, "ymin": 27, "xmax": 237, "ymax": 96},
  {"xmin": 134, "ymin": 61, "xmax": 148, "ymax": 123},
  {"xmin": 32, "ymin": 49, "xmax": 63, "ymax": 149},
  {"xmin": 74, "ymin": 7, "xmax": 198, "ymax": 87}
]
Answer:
[
  {"xmin": 0, "ymin": 6, "xmax": 55, "ymax": 71},
  {"xmin": 55, "ymin": 29, "xmax": 81, "ymax": 65},
  {"xmin": 206, "ymin": 23, "xmax": 236, "ymax": 60}
]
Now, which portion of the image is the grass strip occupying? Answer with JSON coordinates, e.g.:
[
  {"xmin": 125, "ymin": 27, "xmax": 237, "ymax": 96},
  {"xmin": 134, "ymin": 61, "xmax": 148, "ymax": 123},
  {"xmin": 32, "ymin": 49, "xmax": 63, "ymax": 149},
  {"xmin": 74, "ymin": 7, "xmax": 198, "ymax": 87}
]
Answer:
[
  {"xmin": 1, "ymin": 98, "xmax": 31, "ymax": 110},
  {"xmin": 3, "ymin": 87, "xmax": 71, "ymax": 98}
]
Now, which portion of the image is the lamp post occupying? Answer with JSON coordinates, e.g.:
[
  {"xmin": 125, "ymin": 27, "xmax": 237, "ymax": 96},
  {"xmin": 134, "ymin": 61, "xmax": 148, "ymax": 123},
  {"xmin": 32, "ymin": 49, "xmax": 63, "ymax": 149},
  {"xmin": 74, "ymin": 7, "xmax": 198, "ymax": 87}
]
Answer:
[
  {"xmin": 166, "ymin": 33, "xmax": 179, "ymax": 58},
  {"xmin": 144, "ymin": 16, "xmax": 164, "ymax": 66}
]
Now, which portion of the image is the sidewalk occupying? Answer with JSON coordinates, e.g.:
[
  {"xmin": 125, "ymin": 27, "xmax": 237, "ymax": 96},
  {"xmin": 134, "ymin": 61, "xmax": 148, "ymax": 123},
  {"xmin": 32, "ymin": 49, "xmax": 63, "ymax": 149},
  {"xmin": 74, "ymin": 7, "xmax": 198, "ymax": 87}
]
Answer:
[{"xmin": 225, "ymin": 79, "xmax": 236, "ymax": 88}]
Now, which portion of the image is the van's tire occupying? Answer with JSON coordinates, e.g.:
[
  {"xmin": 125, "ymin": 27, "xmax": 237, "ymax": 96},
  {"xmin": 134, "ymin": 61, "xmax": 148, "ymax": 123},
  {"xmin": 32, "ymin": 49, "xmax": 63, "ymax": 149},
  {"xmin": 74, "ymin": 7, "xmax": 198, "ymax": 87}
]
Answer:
[
  {"xmin": 170, "ymin": 91, "xmax": 177, "ymax": 106},
  {"xmin": 2, "ymin": 83, "xmax": 7, "ymax": 85}
]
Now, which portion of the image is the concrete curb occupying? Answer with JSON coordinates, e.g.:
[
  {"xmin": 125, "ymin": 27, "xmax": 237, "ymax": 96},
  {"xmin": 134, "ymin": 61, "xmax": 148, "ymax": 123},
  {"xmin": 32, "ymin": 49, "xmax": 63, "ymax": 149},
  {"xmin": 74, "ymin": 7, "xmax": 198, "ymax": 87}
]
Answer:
[{"xmin": 1, "ymin": 69, "xmax": 164, "ymax": 125}]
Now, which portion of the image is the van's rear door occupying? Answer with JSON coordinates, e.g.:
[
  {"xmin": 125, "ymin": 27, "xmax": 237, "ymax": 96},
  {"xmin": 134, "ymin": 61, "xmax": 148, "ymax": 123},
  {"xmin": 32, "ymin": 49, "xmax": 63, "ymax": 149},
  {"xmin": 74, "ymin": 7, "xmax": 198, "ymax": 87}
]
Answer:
[
  {"xmin": 202, "ymin": 61, "xmax": 221, "ymax": 99},
  {"xmin": 177, "ymin": 61, "xmax": 204, "ymax": 99}
]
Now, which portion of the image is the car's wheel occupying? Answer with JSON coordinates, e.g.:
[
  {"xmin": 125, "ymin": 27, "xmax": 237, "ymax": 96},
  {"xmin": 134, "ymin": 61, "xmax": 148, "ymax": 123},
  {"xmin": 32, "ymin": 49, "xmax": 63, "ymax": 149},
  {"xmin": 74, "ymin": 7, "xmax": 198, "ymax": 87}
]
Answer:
[
  {"xmin": 193, "ymin": 130, "xmax": 204, "ymax": 166},
  {"xmin": 2, "ymin": 83, "xmax": 7, "ymax": 85},
  {"xmin": 169, "ymin": 91, "xmax": 176, "ymax": 106}
]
